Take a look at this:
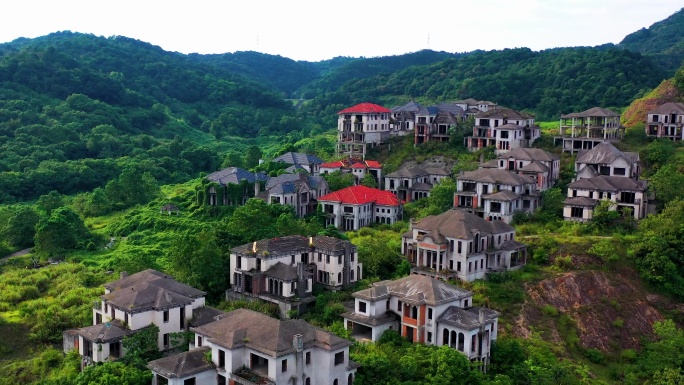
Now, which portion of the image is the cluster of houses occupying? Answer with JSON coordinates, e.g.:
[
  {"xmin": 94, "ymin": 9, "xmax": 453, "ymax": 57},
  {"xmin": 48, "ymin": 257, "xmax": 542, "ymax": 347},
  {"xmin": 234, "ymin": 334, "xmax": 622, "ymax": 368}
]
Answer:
[{"xmin": 62, "ymin": 97, "xmax": 674, "ymax": 384}]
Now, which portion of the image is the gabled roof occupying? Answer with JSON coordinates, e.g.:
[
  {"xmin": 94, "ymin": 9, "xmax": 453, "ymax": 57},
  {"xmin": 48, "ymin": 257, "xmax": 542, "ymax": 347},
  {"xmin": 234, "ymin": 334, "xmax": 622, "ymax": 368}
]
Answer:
[
  {"xmin": 351, "ymin": 162, "xmax": 367, "ymax": 169},
  {"xmin": 391, "ymin": 101, "xmax": 422, "ymax": 113},
  {"xmin": 206, "ymin": 167, "xmax": 268, "ymax": 186},
  {"xmin": 648, "ymin": 102, "xmax": 684, "ymax": 115},
  {"xmin": 320, "ymin": 161, "xmax": 345, "ymax": 168},
  {"xmin": 265, "ymin": 173, "xmax": 325, "ymax": 195},
  {"xmin": 73, "ymin": 319, "xmax": 132, "ymax": 343},
  {"xmin": 480, "ymin": 159, "xmax": 500, "ymax": 169},
  {"xmin": 265, "ymin": 262, "xmax": 307, "ymax": 281},
  {"xmin": 568, "ymin": 176, "xmax": 646, "ymax": 192},
  {"xmin": 338, "ymin": 103, "xmax": 390, "ymax": 114},
  {"xmin": 423, "ymin": 167, "xmax": 449, "ymax": 176},
  {"xmin": 318, "ymin": 185, "xmax": 400, "ymax": 206},
  {"xmin": 385, "ymin": 167, "xmax": 429, "ymax": 178},
  {"xmin": 563, "ymin": 196, "xmax": 598, "ymax": 207},
  {"xmin": 364, "ymin": 160, "xmax": 382, "ymax": 169},
  {"xmin": 411, "ymin": 209, "xmax": 514, "ymax": 241},
  {"xmin": 102, "ymin": 269, "xmax": 204, "ymax": 314},
  {"xmin": 498, "ymin": 148, "xmax": 559, "ymax": 162},
  {"xmin": 561, "ymin": 107, "xmax": 619, "ymax": 118},
  {"xmin": 272, "ymin": 152, "xmax": 323, "ymax": 166},
  {"xmin": 519, "ymin": 160, "xmax": 549, "ymax": 173},
  {"xmin": 411, "ymin": 182, "xmax": 433, "ymax": 191},
  {"xmin": 458, "ymin": 168, "xmax": 535, "ymax": 186},
  {"xmin": 191, "ymin": 309, "xmax": 351, "ymax": 357},
  {"xmin": 500, "ymin": 240, "xmax": 526, "ymax": 251},
  {"xmin": 189, "ymin": 306, "xmax": 228, "ymax": 328},
  {"xmin": 483, "ymin": 190, "xmax": 520, "ymax": 201},
  {"xmin": 147, "ymin": 347, "xmax": 215, "ymax": 379},
  {"xmin": 476, "ymin": 108, "xmax": 531, "ymax": 120},
  {"xmin": 232, "ymin": 235, "xmax": 354, "ymax": 256},
  {"xmin": 320, "ymin": 159, "xmax": 381, "ymax": 169},
  {"xmin": 417, "ymin": 106, "xmax": 439, "ymax": 115},
  {"xmin": 453, "ymin": 98, "xmax": 479, "ymax": 106},
  {"xmin": 438, "ymin": 306, "xmax": 499, "ymax": 329},
  {"xmin": 576, "ymin": 142, "xmax": 630, "ymax": 165},
  {"xmin": 354, "ymin": 275, "xmax": 472, "ymax": 306},
  {"xmin": 436, "ymin": 103, "xmax": 465, "ymax": 116}
]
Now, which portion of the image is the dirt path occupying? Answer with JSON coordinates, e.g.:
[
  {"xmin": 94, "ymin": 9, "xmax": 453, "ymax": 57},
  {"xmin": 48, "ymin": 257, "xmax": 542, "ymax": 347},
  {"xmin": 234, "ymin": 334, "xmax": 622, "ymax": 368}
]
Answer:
[{"xmin": 0, "ymin": 248, "xmax": 31, "ymax": 262}]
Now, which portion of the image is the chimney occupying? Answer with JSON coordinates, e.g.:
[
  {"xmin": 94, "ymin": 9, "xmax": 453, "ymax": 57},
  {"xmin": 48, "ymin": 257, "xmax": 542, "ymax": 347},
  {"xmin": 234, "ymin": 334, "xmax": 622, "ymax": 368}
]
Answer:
[
  {"xmin": 254, "ymin": 181, "xmax": 261, "ymax": 197},
  {"xmin": 252, "ymin": 241, "xmax": 257, "ymax": 253},
  {"xmin": 120, "ymin": 271, "xmax": 128, "ymax": 279}
]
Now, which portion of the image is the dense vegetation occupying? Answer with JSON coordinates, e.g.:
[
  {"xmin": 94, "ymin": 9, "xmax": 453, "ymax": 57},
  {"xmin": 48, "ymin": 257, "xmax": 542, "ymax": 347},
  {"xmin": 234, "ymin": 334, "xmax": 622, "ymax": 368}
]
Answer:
[
  {"xmin": 619, "ymin": 7, "xmax": 684, "ymax": 73},
  {"xmin": 2, "ymin": 13, "xmax": 684, "ymax": 384}
]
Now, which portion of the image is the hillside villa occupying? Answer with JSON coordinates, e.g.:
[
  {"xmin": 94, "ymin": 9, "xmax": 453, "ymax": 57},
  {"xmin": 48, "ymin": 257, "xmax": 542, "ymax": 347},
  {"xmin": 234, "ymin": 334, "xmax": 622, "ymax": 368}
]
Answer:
[
  {"xmin": 383, "ymin": 166, "xmax": 450, "ymax": 202},
  {"xmin": 645, "ymin": 102, "xmax": 684, "ymax": 141},
  {"xmin": 555, "ymin": 107, "xmax": 625, "ymax": 153},
  {"xmin": 337, "ymin": 102, "xmax": 391, "ymax": 159},
  {"xmin": 402, "ymin": 209, "xmax": 527, "ymax": 282},
  {"xmin": 341, "ymin": 274, "xmax": 498, "ymax": 368}
]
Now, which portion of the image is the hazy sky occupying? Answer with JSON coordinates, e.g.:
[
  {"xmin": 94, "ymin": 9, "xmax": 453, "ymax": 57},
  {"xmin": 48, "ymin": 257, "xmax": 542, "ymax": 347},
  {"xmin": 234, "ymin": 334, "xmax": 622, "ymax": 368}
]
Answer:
[{"xmin": 1, "ymin": 0, "xmax": 681, "ymax": 61}]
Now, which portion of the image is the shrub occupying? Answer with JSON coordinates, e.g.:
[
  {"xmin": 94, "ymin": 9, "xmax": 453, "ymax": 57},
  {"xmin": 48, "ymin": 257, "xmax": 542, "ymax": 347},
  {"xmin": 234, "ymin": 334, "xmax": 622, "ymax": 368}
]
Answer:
[
  {"xmin": 554, "ymin": 255, "xmax": 573, "ymax": 270},
  {"xmin": 542, "ymin": 305, "xmax": 559, "ymax": 317},
  {"xmin": 584, "ymin": 348, "xmax": 605, "ymax": 364},
  {"xmin": 612, "ymin": 317, "xmax": 624, "ymax": 328}
]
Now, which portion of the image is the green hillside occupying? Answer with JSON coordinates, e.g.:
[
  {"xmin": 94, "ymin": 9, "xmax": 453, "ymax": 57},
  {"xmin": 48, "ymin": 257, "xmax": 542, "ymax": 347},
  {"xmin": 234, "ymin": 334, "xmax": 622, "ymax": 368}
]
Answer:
[{"xmin": 619, "ymin": 7, "xmax": 684, "ymax": 73}]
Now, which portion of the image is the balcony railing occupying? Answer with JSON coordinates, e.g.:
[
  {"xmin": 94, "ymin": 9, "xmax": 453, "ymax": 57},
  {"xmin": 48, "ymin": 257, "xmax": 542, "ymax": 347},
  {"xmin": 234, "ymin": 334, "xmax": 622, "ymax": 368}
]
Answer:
[{"xmin": 230, "ymin": 368, "xmax": 275, "ymax": 385}]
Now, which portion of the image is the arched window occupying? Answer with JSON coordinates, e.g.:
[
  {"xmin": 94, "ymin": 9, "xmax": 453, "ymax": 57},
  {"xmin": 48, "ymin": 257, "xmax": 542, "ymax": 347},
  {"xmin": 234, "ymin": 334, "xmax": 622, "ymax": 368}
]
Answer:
[
  {"xmin": 337, "ymin": 273, "xmax": 342, "ymax": 283},
  {"xmin": 442, "ymin": 329, "xmax": 449, "ymax": 346},
  {"xmin": 305, "ymin": 378, "xmax": 311, "ymax": 385},
  {"xmin": 333, "ymin": 379, "xmax": 339, "ymax": 385},
  {"xmin": 348, "ymin": 373, "xmax": 354, "ymax": 385},
  {"xmin": 458, "ymin": 333, "xmax": 465, "ymax": 351}
]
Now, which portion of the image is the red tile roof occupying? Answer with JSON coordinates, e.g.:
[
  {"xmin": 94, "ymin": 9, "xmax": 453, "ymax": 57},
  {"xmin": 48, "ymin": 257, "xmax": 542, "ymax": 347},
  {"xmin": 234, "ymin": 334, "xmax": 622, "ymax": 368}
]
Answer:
[
  {"xmin": 320, "ymin": 161, "xmax": 344, "ymax": 168},
  {"xmin": 338, "ymin": 103, "xmax": 391, "ymax": 114},
  {"xmin": 364, "ymin": 160, "xmax": 382, "ymax": 168},
  {"xmin": 351, "ymin": 162, "xmax": 367, "ymax": 169},
  {"xmin": 318, "ymin": 185, "xmax": 401, "ymax": 206}
]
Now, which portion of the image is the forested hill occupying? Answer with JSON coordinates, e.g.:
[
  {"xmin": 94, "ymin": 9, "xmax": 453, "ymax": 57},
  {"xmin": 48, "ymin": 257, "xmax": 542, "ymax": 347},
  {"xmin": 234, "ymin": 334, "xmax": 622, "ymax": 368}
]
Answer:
[
  {"xmin": 0, "ymin": 32, "xmax": 300, "ymax": 203},
  {"xmin": 619, "ymin": 7, "xmax": 684, "ymax": 73},
  {"xmin": 299, "ymin": 46, "xmax": 667, "ymax": 125}
]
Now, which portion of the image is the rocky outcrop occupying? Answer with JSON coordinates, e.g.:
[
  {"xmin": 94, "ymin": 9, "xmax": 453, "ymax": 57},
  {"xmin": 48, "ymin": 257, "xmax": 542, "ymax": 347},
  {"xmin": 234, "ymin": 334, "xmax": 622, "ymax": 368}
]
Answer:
[{"xmin": 517, "ymin": 270, "xmax": 671, "ymax": 351}]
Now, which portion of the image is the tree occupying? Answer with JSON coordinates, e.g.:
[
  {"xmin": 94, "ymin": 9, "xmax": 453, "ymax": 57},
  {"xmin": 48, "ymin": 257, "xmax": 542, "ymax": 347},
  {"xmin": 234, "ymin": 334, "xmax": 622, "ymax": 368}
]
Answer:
[
  {"xmin": 225, "ymin": 198, "xmax": 296, "ymax": 245},
  {"xmin": 650, "ymin": 164, "xmax": 684, "ymax": 206},
  {"xmin": 322, "ymin": 171, "xmax": 356, "ymax": 192},
  {"xmin": 169, "ymin": 231, "xmax": 229, "ymax": 302},
  {"xmin": 36, "ymin": 191, "xmax": 65, "ymax": 216},
  {"xmin": 74, "ymin": 362, "xmax": 152, "ymax": 385},
  {"xmin": 1, "ymin": 205, "xmax": 40, "ymax": 248},
  {"xmin": 122, "ymin": 324, "xmax": 161, "ymax": 365},
  {"xmin": 360, "ymin": 172, "xmax": 378, "ymax": 188},
  {"xmin": 33, "ymin": 207, "xmax": 92, "ymax": 257},
  {"xmin": 244, "ymin": 145, "xmax": 263, "ymax": 169}
]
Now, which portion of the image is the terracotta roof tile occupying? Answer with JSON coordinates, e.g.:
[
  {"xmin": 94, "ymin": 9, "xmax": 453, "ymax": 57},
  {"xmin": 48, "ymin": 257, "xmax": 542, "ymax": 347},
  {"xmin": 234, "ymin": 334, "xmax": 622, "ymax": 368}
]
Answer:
[
  {"xmin": 338, "ymin": 103, "xmax": 390, "ymax": 114},
  {"xmin": 318, "ymin": 185, "xmax": 400, "ymax": 206}
]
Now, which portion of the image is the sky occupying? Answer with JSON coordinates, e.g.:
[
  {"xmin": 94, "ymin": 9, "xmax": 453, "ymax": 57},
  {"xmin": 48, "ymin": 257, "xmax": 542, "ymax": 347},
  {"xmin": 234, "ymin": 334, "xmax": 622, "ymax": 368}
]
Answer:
[{"xmin": 1, "ymin": 0, "xmax": 682, "ymax": 62}]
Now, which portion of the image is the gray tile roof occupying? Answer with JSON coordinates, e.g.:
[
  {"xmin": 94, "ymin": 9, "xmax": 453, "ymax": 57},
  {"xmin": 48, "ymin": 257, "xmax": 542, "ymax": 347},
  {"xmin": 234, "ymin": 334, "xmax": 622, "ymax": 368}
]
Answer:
[
  {"xmin": 458, "ymin": 168, "xmax": 535, "ymax": 186},
  {"xmin": 206, "ymin": 167, "xmax": 268, "ymax": 186},
  {"xmin": 563, "ymin": 196, "xmax": 598, "ymax": 207},
  {"xmin": 480, "ymin": 159, "xmax": 500, "ymax": 169},
  {"xmin": 499, "ymin": 240, "xmax": 526, "ymax": 251},
  {"xmin": 340, "ymin": 309, "xmax": 399, "ymax": 326},
  {"xmin": 436, "ymin": 103, "xmax": 465, "ymax": 116},
  {"xmin": 353, "ymin": 275, "xmax": 472, "ymax": 306},
  {"xmin": 265, "ymin": 262, "xmax": 300, "ymax": 281},
  {"xmin": 266, "ymin": 173, "xmax": 324, "ymax": 195},
  {"xmin": 568, "ymin": 176, "xmax": 646, "ymax": 192},
  {"xmin": 423, "ymin": 167, "xmax": 450, "ymax": 176},
  {"xmin": 411, "ymin": 182, "xmax": 433, "ymax": 191},
  {"xmin": 73, "ymin": 319, "xmax": 132, "ymax": 343},
  {"xmin": 561, "ymin": 107, "xmax": 620, "ymax": 118},
  {"xmin": 411, "ymin": 209, "xmax": 514, "ymax": 241},
  {"xmin": 476, "ymin": 108, "xmax": 531, "ymax": 120},
  {"xmin": 649, "ymin": 102, "xmax": 684, "ymax": 115},
  {"xmin": 417, "ymin": 106, "xmax": 439, "ymax": 115},
  {"xmin": 438, "ymin": 306, "xmax": 499, "ymax": 329},
  {"xmin": 189, "ymin": 306, "xmax": 228, "ymax": 328},
  {"xmin": 232, "ymin": 235, "xmax": 354, "ymax": 257},
  {"xmin": 496, "ymin": 123, "xmax": 525, "ymax": 130},
  {"xmin": 576, "ymin": 142, "xmax": 630, "ymax": 165},
  {"xmin": 519, "ymin": 161, "xmax": 549, "ymax": 173},
  {"xmin": 391, "ymin": 101, "xmax": 422, "ymax": 113},
  {"xmin": 147, "ymin": 346, "xmax": 214, "ymax": 379},
  {"xmin": 273, "ymin": 152, "xmax": 323, "ymax": 166},
  {"xmin": 385, "ymin": 167, "xmax": 430, "ymax": 178},
  {"xmin": 191, "ymin": 309, "xmax": 351, "ymax": 357},
  {"xmin": 498, "ymin": 148, "xmax": 559, "ymax": 162},
  {"xmin": 483, "ymin": 190, "xmax": 520, "ymax": 201}
]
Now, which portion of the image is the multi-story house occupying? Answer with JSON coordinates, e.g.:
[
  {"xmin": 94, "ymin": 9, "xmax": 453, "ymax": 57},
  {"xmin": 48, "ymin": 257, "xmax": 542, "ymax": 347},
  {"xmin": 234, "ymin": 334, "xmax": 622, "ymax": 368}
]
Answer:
[
  {"xmin": 401, "ymin": 209, "xmax": 527, "ymax": 282},
  {"xmin": 337, "ymin": 102, "xmax": 391, "ymax": 159},
  {"xmin": 646, "ymin": 102, "xmax": 684, "ymax": 141},
  {"xmin": 148, "ymin": 308, "xmax": 359, "ymax": 385},
  {"xmin": 272, "ymin": 152, "xmax": 324, "ymax": 175},
  {"xmin": 384, "ymin": 166, "xmax": 450, "ymax": 202},
  {"xmin": 454, "ymin": 99, "xmax": 498, "ymax": 117},
  {"xmin": 574, "ymin": 142, "xmax": 640, "ymax": 181},
  {"xmin": 563, "ymin": 176, "xmax": 648, "ymax": 221},
  {"xmin": 556, "ymin": 107, "xmax": 624, "ymax": 153},
  {"xmin": 263, "ymin": 173, "xmax": 329, "ymax": 218},
  {"xmin": 205, "ymin": 167, "xmax": 269, "ymax": 206},
  {"xmin": 465, "ymin": 108, "xmax": 540, "ymax": 154},
  {"xmin": 318, "ymin": 185, "xmax": 402, "ymax": 230},
  {"xmin": 64, "ymin": 270, "xmax": 207, "ymax": 366},
  {"xmin": 492, "ymin": 148, "xmax": 560, "ymax": 191},
  {"xmin": 390, "ymin": 100, "xmax": 422, "ymax": 136},
  {"xmin": 229, "ymin": 235, "xmax": 362, "ymax": 315},
  {"xmin": 453, "ymin": 168, "xmax": 539, "ymax": 223},
  {"xmin": 341, "ymin": 274, "xmax": 498, "ymax": 367},
  {"xmin": 319, "ymin": 158, "xmax": 382, "ymax": 185},
  {"xmin": 414, "ymin": 103, "xmax": 466, "ymax": 144}
]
